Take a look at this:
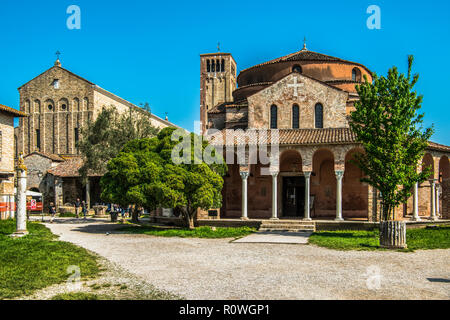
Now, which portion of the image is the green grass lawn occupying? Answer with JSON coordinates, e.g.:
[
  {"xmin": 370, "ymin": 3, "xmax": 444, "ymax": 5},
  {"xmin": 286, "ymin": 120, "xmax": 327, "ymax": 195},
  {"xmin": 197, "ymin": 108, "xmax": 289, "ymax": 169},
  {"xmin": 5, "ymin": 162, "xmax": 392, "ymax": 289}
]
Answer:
[
  {"xmin": 309, "ymin": 225, "xmax": 450, "ymax": 251},
  {"xmin": 117, "ymin": 225, "xmax": 256, "ymax": 239},
  {"xmin": 51, "ymin": 292, "xmax": 111, "ymax": 300},
  {"xmin": 0, "ymin": 220, "xmax": 100, "ymax": 299}
]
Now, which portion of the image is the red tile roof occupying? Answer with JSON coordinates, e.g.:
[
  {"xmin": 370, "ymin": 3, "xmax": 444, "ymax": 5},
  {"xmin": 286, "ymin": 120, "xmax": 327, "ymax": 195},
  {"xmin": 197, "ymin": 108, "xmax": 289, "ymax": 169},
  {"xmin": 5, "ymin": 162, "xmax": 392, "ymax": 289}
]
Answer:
[
  {"xmin": 0, "ymin": 104, "xmax": 27, "ymax": 117},
  {"xmin": 47, "ymin": 157, "xmax": 102, "ymax": 177},
  {"xmin": 239, "ymin": 49, "xmax": 372, "ymax": 75},
  {"xmin": 208, "ymin": 128, "xmax": 450, "ymax": 153}
]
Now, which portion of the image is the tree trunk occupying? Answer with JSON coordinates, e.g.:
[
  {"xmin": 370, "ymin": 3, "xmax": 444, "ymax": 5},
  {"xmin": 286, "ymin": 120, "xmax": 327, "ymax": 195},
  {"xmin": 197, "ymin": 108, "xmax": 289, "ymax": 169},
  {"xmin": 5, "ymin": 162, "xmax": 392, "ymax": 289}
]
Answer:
[
  {"xmin": 131, "ymin": 207, "xmax": 139, "ymax": 223},
  {"xmin": 379, "ymin": 220, "xmax": 407, "ymax": 249},
  {"xmin": 183, "ymin": 212, "xmax": 195, "ymax": 230}
]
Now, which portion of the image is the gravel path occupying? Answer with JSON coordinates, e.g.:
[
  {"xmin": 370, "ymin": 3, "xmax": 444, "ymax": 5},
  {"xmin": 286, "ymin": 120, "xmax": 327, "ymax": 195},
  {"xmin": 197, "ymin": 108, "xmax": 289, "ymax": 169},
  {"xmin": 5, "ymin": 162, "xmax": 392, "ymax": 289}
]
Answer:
[{"xmin": 44, "ymin": 219, "xmax": 450, "ymax": 300}]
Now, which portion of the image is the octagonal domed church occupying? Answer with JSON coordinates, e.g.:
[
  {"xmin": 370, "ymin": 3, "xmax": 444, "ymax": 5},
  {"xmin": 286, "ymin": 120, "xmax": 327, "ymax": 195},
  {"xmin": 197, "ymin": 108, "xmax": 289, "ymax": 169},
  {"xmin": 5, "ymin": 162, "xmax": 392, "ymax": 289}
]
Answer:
[{"xmin": 199, "ymin": 44, "xmax": 450, "ymax": 222}]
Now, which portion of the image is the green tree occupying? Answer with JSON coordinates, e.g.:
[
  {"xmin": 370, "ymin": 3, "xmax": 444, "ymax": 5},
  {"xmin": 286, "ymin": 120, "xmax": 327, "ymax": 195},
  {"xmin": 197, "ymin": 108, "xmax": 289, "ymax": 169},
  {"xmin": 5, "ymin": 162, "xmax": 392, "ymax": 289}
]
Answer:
[
  {"xmin": 77, "ymin": 104, "xmax": 159, "ymax": 183},
  {"xmin": 100, "ymin": 127, "xmax": 227, "ymax": 227},
  {"xmin": 350, "ymin": 56, "xmax": 434, "ymax": 221}
]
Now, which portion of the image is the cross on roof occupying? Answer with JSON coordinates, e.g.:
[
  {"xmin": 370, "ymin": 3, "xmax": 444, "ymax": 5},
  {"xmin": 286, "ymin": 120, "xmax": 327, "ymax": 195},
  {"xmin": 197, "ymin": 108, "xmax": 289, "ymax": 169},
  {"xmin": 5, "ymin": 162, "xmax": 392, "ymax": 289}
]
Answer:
[
  {"xmin": 217, "ymin": 42, "xmax": 220, "ymax": 52},
  {"xmin": 287, "ymin": 77, "xmax": 304, "ymax": 97},
  {"xmin": 55, "ymin": 51, "xmax": 61, "ymax": 60}
]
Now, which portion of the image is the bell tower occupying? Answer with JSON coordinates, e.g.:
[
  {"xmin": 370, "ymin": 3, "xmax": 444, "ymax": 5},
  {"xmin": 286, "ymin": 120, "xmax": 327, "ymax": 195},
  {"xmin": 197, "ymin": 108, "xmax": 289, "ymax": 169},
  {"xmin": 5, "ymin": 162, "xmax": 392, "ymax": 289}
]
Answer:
[{"xmin": 200, "ymin": 50, "xmax": 236, "ymax": 134}]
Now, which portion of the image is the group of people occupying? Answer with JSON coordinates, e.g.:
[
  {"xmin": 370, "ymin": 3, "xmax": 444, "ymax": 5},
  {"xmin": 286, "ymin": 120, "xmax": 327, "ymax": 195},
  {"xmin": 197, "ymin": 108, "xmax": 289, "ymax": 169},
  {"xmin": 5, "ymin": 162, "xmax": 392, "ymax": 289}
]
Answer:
[
  {"xmin": 47, "ymin": 200, "xmax": 144, "ymax": 223},
  {"xmin": 47, "ymin": 198, "xmax": 88, "ymax": 223},
  {"xmin": 107, "ymin": 203, "xmax": 132, "ymax": 218}
]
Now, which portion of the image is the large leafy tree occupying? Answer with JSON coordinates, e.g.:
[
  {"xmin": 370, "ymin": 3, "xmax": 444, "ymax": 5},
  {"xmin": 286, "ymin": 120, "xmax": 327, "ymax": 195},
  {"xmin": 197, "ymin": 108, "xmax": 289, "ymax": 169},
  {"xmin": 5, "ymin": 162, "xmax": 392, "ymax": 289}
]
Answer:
[
  {"xmin": 350, "ymin": 56, "xmax": 434, "ymax": 221},
  {"xmin": 100, "ymin": 127, "xmax": 227, "ymax": 227},
  {"xmin": 77, "ymin": 105, "xmax": 159, "ymax": 182}
]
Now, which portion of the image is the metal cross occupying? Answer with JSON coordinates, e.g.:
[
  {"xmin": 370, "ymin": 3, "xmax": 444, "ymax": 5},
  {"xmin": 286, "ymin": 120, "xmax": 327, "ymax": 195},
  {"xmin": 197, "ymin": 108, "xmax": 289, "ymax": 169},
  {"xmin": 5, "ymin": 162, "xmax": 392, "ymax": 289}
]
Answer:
[
  {"xmin": 217, "ymin": 42, "xmax": 220, "ymax": 52},
  {"xmin": 287, "ymin": 77, "xmax": 304, "ymax": 97},
  {"xmin": 55, "ymin": 51, "xmax": 61, "ymax": 60}
]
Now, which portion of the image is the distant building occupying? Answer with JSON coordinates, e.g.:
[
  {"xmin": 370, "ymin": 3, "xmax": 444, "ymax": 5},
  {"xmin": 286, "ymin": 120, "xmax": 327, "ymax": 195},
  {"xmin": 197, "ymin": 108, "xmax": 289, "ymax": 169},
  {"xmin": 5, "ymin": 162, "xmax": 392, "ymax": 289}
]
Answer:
[
  {"xmin": 16, "ymin": 58, "xmax": 178, "ymax": 209},
  {"xmin": 0, "ymin": 104, "xmax": 27, "ymax": 219}
]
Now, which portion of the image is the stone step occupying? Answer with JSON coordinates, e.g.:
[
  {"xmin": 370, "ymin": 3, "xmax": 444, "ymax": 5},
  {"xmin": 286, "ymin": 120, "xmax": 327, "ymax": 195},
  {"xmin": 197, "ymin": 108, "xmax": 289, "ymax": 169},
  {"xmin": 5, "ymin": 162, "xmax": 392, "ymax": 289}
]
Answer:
[
  {"xmin": 259, "ymin": 224, "xmax": 315, "ymax": 230},
  {"xmin": 261, "ymin": 220, "xmax": 315, "ymax": 225},
  {"xmin": 261, "ymin": 221, "xmax": 314, "ymax": 225},
  {"xmin": 259, "ymin": 228, "xmax": 315, "ymax": 232}
]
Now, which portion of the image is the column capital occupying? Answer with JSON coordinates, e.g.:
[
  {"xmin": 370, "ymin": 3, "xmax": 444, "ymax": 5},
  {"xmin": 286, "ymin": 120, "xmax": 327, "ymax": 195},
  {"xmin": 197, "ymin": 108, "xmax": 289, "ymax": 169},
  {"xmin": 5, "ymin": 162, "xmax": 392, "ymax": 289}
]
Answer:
[
  {"xmin": 304, "ymin": 171, "xmax": 312, "ymax": 179},
  {"xmin": 240, "ymin": 171, "xmax": 249, "ymax": 180},
  {"xmin": 270, "ymin": 171, "xmax": 279, "ymax": 178},
  {"xmin": 335, "ymin": 170, "xmax": 345, "ymax": 179}
]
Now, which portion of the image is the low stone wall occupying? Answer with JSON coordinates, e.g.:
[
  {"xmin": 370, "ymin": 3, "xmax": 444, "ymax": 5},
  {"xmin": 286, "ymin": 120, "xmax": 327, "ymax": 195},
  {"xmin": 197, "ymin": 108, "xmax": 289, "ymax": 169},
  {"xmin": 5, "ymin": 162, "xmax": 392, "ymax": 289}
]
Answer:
[
  {"xmin": 197, "ymin": 219, "xmax": 262, "ymax": 229},
  {"xmin": 315, "ymin": 221, "xmax": 378, "ymax": 231}
]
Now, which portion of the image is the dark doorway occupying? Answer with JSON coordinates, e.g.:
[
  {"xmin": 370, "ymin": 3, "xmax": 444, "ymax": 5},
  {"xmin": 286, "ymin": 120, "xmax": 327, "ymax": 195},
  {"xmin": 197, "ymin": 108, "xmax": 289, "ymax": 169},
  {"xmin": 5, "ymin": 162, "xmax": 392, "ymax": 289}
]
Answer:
[{"xmin": 283, "ymin": 176, "xmax": 305, "ymax": 217}]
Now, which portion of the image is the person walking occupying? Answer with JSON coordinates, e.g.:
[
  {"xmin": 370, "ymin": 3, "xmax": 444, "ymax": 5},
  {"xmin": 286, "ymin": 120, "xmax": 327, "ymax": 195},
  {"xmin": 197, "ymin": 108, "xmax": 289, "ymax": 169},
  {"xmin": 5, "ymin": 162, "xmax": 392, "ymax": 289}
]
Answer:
[
  {"xmin": 49, "ymin": 202, "xmax": 56, "ymax": 223},
  {"xmin": 74, "ymin": 198, "xmax": 81, "ymax": 218},
  {"xmin": 81, "ymin": 200, "xmax": 87, "ymax": 219}
]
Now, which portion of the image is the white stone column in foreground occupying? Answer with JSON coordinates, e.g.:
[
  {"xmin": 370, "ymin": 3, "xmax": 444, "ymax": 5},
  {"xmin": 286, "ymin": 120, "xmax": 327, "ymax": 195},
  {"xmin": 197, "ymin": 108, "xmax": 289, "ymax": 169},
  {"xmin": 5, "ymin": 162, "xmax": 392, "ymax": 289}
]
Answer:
[
  {"xmin": 430, "ymin": 180, "xmax": 437, "ymax": 221},
  {"xmin": 304, "ymin": 171, "xmax": 312, "ymax": 221},
  {"xmin": 240, "ymin": 172, "xmax": 249, "ymax": 220},
  {"xmin": 13, "ymin": 168, "xmax": 28, "ymax": 237},
  {"xmin": 335, "ymin": 170, "xmax": 344, "ymax": 221}
]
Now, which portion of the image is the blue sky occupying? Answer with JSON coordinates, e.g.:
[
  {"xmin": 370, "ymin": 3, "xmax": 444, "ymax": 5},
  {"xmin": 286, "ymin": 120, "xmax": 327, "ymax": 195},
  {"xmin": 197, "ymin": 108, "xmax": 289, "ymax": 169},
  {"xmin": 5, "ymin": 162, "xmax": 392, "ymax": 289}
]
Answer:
[{"xmin": 0, "ymin": 0, "xmax": 449, "ymax": 144}]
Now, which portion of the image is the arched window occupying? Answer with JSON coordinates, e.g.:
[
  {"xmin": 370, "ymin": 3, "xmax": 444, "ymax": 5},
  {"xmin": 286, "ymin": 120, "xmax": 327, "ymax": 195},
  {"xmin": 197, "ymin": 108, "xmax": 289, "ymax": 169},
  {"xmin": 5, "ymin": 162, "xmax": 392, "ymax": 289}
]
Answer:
[
  {"xmin": 221, "ymin": 59, "xmax": 225, "ymax": 72},
  {"xmin": 292, "ymin": 104, "xmax": 299, "ymax": 129},
  {"xmin": 270, "ymin": 105, "xmax": 278, "ymax": 129},
  {"xmin": 352, "ymin": 68, "xmax": 361, "ymax": 82},
  {"xmin": 292, "ymin": 65, "xmax": 302, "ymax": 73},
  {"xmin": 211, "ymin": 60, "xmax": 215, "ymax": 72},
  {"xmin": 206, "ymin": 60, "xmax": 210, "ymax": 72},
  {"xmin": 315, "ymin": 103, "xmax": 323, "ymax": 128}
]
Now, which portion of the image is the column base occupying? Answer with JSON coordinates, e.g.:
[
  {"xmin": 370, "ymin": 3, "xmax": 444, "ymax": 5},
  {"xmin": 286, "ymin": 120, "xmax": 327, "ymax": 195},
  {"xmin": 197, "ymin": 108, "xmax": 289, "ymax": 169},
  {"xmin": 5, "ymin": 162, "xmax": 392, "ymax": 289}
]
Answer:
[
  {"xmin": 411, "ymin": 216, "xmax": 421, "ymax": 222},
  {"xmin": 10, "ymin": 230, "xmax": 29, "ymax": 238},
  {"xmin": 429, "ymin": 216, "xmax": 439, "ymax": 221},
  {"xmin": 334, "ymin": 217, "xmax": 344, "ymax": 221},
  {"xmin": 270, "ymin": 217, "xmax": 279, "ymax": 221},
  {"xmin": 303, "ymin": 218, "xmax": 312, "ymax": 221},
  {"xmin": 240, "ymin": 217, "xmax": 249, "ymax": 221}
]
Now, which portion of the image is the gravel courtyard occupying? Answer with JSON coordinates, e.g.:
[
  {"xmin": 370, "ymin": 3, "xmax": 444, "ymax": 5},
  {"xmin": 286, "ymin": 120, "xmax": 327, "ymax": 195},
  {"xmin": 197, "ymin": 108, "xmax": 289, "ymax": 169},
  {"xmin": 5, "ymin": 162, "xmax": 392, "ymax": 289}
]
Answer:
[{"xmin": 45, "ymin": 219, "xmax": 450, "ymax": 300}]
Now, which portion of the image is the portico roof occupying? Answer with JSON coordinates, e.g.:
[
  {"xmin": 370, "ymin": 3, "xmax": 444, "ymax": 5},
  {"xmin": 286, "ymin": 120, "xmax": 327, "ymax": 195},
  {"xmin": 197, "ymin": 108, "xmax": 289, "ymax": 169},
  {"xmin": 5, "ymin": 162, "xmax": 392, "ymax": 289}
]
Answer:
[{"xmin": 208, "ymin": 127, "xmax": 450, "ymax": 153}]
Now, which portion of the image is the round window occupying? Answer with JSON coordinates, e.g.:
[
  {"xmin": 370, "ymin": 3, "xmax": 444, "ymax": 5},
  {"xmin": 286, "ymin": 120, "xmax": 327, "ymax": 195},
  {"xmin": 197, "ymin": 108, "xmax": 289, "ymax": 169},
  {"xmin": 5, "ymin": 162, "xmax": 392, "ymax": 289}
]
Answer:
[
  {"xmin": 61, "ymin": 104, "xmax": 67, "ymax": 110},
  {"xmin": 48, "ymin": 105, "xmax": 53, "ymax": 110}
]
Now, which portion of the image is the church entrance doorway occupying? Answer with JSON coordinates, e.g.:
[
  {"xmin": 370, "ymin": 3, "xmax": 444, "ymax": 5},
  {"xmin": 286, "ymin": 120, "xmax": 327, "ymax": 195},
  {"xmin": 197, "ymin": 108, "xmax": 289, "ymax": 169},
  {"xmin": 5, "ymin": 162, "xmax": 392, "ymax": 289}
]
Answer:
[{"xmin": 282, "ymin": 176, "xmax": 305, "ymax": 218}]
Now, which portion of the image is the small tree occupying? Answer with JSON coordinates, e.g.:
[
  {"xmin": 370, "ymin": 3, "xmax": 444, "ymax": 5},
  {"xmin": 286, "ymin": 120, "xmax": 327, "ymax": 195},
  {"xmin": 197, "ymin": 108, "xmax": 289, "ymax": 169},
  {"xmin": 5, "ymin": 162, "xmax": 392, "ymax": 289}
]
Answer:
[
  {"xmin": 77, "ymin": 104, "xmax": 159, "ymax": 187},
  {"xmin": 100, "ymin": 127, "xmax": 227, "ymax": 228},
  {"xmin": 350, "ymin": 56, "xmax": 434, "ymax": 221}
]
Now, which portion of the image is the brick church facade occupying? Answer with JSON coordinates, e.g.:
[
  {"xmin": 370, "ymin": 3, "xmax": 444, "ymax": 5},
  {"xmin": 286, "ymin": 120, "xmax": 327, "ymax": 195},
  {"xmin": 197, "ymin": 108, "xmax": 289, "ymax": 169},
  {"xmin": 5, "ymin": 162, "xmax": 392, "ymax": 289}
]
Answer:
[
  {"xmin": 16, "ymin": 58, "xmax": 175, "ymax": 209},
  {"xmin": 200, "ymin": 45, "xmax": 450, "ymax": 221}
]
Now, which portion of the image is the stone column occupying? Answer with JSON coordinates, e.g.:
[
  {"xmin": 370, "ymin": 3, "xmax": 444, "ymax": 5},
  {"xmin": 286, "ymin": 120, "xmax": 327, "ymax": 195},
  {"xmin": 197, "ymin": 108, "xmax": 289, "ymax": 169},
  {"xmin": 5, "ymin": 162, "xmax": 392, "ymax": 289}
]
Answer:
[
  {"xmin": 240, "ymin": 172, "xmax": 249, "ymax": 220},
  {"xmin": 412, "ymin": 182, "xmax": 420, "ymax": 221},
  {"xmin": 304, "ymin": 171, "xmax": 312, "ymax": 221},
  {"xmin": 430, "ymin": 180, "xmax": 437, "ymax": 221},
  {"xmin": 335, "ymin": 170, "xmax": 344, "ymax": 221},
  {"xmin": 13, "ymin": 166, "xmax": 28, "ymax": 237},
  {"xmin": 271, "ymin": 172, "xmax": 279, "ymax": 220},
  {"xmin": 436, "ymin": 184, "xmax": 440, "ymax": 217},
  {"xmin": 86, "ymin": 179, "xmax": 91, "ymax": 210}
]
